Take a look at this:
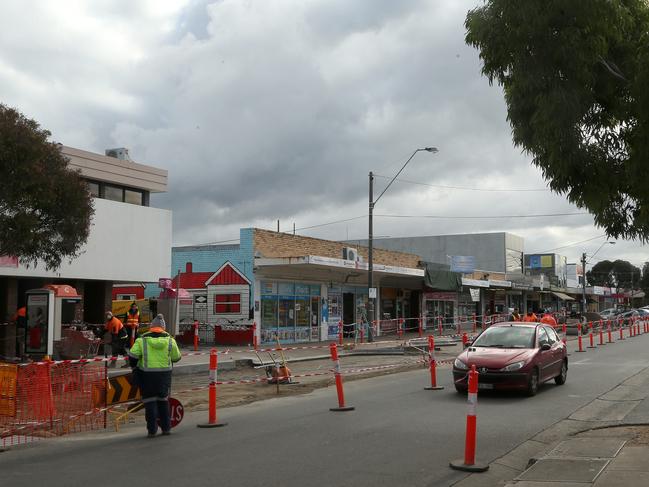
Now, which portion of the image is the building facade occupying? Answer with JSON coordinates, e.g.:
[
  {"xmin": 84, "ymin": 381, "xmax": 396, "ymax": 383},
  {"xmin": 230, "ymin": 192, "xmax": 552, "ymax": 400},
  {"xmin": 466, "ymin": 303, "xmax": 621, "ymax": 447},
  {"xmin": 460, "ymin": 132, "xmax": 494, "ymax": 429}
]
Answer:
[
  {"xmin": 171, "ymin": 228, "xmax": 424, "ymax": 344},
  {"xmin": 0, "ymin": 146, "xmax": 171, "ymax": 356}
]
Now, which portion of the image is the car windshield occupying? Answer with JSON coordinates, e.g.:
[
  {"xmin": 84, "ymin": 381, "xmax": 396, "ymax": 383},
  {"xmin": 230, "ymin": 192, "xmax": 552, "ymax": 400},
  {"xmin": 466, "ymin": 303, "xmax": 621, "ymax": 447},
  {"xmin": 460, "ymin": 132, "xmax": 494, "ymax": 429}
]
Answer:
[{"xmin": 472, "ymin": 326, "xmax": 536, "ymax": 349}]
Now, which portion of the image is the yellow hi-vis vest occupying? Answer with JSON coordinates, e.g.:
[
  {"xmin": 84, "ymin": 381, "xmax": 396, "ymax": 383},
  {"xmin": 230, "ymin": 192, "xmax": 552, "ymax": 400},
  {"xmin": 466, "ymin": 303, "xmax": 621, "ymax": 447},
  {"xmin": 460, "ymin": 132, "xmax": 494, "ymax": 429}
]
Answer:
[{"xmin": 129, "ymin": 331, "xmax": 181, "ymax": 372}]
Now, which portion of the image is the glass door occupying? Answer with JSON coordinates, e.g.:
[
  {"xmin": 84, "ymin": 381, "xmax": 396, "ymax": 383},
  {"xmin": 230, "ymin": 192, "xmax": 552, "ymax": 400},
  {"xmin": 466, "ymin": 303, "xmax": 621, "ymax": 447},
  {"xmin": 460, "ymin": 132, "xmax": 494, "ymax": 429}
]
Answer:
[
  {"xmin": 310, "ymin": 297, "xmax": 320, "ymax": 341},
  {"xmin": 278, "ymin": 297, "xmax": 295, "ymax": 342},
  {"xmin": 295, "ymin": 297, "xmax": 310, "ymax": 343}
]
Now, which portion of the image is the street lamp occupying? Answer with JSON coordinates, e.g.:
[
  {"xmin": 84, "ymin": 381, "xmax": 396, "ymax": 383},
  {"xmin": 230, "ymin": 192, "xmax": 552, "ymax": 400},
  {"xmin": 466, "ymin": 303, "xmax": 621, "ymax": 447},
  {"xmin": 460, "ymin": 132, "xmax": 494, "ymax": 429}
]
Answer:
[
  {"xmin": 581, "ymin": 240, "xmax": 615, "ymax": 313},
  {"xmin": 367, "ymin": 147, "xmax": 438, "ymax": 342}
]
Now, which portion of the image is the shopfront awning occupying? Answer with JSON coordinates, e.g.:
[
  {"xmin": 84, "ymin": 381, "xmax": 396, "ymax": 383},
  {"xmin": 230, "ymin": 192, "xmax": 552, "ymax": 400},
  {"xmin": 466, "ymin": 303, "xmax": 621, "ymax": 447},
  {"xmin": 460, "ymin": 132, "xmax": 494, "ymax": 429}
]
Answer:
[
  {"xmin": 551, "ymin": 291, "xmax": 575, "ymax": 301},
  {"xmin": 255, "ymin": 255, "xmax": 425, "ymax": 289}
]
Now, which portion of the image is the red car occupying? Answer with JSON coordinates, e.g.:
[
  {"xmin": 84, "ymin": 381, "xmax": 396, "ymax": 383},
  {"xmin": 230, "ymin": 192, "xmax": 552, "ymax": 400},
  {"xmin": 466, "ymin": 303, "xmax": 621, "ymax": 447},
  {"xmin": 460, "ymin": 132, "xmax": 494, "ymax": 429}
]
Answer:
[{"xmin": 452, "ymin": 322, "xmax": 567, "ymax": 396}]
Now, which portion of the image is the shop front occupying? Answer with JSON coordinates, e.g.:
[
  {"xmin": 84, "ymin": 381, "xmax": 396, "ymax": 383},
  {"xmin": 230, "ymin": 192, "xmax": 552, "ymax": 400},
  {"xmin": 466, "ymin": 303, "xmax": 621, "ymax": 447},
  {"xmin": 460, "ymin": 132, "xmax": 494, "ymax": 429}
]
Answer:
[
  {"xmin": 259, "ymin": 281, "xmax": 322, "ymax": 344},
  {"xmin": 254, "ymin": 254, "xmax": 424, "ymax": 344}
]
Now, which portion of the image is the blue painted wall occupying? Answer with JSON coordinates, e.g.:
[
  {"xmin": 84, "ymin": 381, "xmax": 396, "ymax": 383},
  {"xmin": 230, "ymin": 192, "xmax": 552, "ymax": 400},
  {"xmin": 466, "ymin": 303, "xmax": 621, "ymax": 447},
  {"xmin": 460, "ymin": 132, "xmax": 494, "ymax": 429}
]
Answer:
[{"xmin": 168, "ymin": 228, "xmax": 255, "ymax": 307}]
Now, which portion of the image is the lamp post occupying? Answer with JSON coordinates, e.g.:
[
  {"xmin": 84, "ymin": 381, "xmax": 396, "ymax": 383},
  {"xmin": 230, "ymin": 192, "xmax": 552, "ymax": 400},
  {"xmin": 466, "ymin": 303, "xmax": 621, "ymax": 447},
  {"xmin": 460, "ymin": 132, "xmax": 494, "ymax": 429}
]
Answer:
[
  {"xmin": 582, "ymin": 241, "xmax": 615, "ymax": 313},
  {"xmin": 368, "ymin": 147, "xmax": 438, "ymax": 342}
]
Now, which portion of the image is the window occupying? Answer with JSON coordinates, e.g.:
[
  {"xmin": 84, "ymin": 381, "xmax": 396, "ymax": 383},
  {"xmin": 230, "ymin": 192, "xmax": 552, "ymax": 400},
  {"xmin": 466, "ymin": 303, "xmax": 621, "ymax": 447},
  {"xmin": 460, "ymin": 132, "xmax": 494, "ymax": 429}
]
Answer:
[
  {"xmin": 214, "ymin": 294, "xmax": 240, "ymax": 314},
  {"xmin": 117, "ymin": 294, "xmax": 136, "ymax": 301},
  {"xmin": 537, "ymin": 327, "xmax": 550, "ymax": 347},
  {"xmin": 124, "ymin": 189, "xmax": 143, "ymax": 205},
  {"xmin": 104, "ymin": 184, "xmax": 124, "ymax": 202},
  {"xmin": 545, "ymin": 326, "xmax": 559, "ymax": 344},
  {"xmin": 87, "ymin": 181, "xmax": 100, "ymax": 197}
]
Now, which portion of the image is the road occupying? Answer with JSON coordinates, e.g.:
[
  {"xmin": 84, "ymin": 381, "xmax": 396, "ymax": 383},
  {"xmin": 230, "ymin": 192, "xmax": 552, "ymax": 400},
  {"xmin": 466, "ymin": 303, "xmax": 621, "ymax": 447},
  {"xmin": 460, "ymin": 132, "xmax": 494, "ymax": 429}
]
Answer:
[{"xmin": 2, "ymin": 334, "xmax": 649, "ymax": 487}]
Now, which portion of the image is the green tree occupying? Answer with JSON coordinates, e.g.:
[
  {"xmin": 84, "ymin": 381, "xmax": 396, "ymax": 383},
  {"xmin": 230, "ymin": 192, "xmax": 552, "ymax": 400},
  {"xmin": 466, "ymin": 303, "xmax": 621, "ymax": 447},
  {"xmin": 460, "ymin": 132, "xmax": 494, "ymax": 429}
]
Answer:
[
  {"xmin": 0, "ymin": 104, "xmax": 94, "ymax": 270},
  {"xmin": 465, "ymin": 1, "xmax": 649, "ymax": 241},
  {"xmin": 586, "ymin": 259, "xmax": 640, "ymax": 289}
]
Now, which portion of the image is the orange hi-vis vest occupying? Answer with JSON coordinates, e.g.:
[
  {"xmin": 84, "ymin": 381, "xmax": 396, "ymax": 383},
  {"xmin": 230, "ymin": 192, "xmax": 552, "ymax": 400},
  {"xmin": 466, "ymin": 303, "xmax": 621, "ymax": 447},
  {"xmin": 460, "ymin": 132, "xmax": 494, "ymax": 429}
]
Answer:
[{"xmin": 126, "ymin": 310, "xmax": 140, "ymax": 329}]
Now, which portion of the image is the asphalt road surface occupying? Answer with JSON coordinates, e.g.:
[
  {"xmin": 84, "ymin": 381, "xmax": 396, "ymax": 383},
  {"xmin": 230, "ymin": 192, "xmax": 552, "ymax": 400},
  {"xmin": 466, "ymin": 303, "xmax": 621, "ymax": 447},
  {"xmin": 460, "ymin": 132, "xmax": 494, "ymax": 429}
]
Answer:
[{"xmin": 2, "ymin": 334, "xmax": 649, "ymax": 487}]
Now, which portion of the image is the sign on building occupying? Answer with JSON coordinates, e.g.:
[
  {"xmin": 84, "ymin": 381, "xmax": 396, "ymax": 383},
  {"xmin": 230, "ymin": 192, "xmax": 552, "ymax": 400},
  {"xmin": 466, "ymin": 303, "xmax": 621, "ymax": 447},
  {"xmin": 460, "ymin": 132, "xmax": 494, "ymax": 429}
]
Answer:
[{"xmin": 450, "ymin": 256, "xmax": 476, "ymax": 273}]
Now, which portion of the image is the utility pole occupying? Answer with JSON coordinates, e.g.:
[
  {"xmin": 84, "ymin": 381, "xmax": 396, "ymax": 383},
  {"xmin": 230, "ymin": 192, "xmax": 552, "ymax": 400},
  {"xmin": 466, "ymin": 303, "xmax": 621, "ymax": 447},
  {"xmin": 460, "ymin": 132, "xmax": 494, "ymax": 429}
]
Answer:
[
  {"xmin": 368, "ymin": 171, "xmax": 374, "ymax": 342},
  {"xmin": 367, "ymin": 148, "xmax": 438, "ymax": 344},
  {"xmin": 581, "ymin": 252, "xmax": 587, "ymax": 314}
]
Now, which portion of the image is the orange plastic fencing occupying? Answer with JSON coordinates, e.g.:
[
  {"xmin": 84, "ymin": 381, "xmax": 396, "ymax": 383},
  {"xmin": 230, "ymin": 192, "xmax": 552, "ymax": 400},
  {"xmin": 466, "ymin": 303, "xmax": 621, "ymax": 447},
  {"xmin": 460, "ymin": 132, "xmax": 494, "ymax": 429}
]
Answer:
[{"xmin": 1, "ymin": 362, "xmax": 107, "ymax": 448}]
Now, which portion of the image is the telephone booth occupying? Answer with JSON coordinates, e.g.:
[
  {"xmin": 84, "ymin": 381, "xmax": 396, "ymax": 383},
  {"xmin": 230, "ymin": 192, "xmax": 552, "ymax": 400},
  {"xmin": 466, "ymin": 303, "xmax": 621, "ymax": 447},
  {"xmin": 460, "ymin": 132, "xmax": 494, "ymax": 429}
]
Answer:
[{"xmin": 24, "ymin": 285, "xmax": 82, "ymax": 358}]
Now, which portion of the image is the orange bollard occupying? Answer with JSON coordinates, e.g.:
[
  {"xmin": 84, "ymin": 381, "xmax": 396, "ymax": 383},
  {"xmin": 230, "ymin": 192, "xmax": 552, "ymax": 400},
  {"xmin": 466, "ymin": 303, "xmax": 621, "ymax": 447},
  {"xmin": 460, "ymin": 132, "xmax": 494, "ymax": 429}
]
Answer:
[
  {"xmin": 588, "ymin": 322, "xmax": 596, "ymax": 348},
  {"xmin": 472, "ymin": 314, "xmax": 477, "ymax": 333},
  {"xmin": 576, "ymin": 323, "xmax": 585, "ymax": 352},
  {"xmin": 425, "ymin": 336, "xmax": 444, "ymax": 390},
  {"xmin": 462, "ymin": 332, "xmax": 469, "ymax": 348},
  {"xmin": 599, "ymin": 325, "xmax": 605, "ymax": 346},
  {"xmin": 197, "ymin": 348, "xmax": 227, "ymax": 428},
  {"xmin": 450, "ymin": 365, "xmax": 489, "ymax": 472},
  {"xmin": 193, "ymin": 320, "xmax": 199, "ymax": 351},
  {"xmin": 252, "ymin": 322, "xmax": 258, "ymax": 350},
  {"xmin": 619, "ymin": 323, "xmax": 625, "ymax": 340},
  {"xmin": 329, "ymin": 343, "xmax": 354, "ymax": 412},
  {"xmin": 607, "ymin": 323, "xmax": 612, "ymax": 344}
]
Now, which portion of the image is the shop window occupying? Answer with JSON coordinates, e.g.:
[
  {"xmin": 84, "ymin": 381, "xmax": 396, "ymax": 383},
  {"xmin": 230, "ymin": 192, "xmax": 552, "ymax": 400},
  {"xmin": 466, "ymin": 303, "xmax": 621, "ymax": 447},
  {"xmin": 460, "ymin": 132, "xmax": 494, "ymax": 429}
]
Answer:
[
  {"xmin": 214, "ymin": 293, "xmax": 241, "ymax": 314},
  {"xmin": 116, "ymin": 294, "xmax": 136, "ymax": 301}
]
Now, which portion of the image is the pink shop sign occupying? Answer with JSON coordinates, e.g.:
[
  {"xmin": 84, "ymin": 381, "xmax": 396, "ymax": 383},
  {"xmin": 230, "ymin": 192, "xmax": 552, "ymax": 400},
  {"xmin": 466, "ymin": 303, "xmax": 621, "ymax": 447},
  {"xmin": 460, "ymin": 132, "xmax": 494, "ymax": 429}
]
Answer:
[{"xmin": 0, "ymin": 256, "xmax": 18, "ymax": 268}]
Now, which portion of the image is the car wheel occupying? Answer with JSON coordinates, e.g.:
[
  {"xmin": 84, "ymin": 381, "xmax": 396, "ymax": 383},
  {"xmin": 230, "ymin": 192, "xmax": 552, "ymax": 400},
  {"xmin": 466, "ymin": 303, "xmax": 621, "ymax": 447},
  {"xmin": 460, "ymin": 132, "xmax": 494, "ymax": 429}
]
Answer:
[
  {"xmin": 555, "ymin": 360, "xmax": 567, "ymax": 385},
  {"xmin": 526, "ymin": 368, "xmax": 539, "ymax": 396}
]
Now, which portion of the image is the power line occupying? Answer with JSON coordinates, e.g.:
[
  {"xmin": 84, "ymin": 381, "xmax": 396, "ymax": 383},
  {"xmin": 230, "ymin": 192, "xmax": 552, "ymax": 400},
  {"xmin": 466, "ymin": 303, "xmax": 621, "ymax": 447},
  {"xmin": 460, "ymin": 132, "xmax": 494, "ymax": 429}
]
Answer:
[
  {"xmin": 373, "ymin": 174, "xmax": 549, "ymax": 192},
  {"xmin": 530, "ymin": 235, "xmax": 608, "ymax": 254},
  {"xmin": 374, "ymin": 212, "xmax": 588, "ymax": 220},
  {"xmin": 193, "ymin": 215, "xmax": 367, "ymax": 246}
]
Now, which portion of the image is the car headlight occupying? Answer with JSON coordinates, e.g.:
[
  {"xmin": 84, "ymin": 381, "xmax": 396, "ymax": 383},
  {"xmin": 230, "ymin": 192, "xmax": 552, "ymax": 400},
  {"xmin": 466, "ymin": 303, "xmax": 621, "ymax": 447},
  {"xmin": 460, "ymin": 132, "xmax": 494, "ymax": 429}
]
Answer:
[
  {"xmin": 454, "ymin": 358, "xmax": 469, "ymax": 370},
  {"xmin": 500, "ymin": 361, "xmax": 525, "ymax": 372}
]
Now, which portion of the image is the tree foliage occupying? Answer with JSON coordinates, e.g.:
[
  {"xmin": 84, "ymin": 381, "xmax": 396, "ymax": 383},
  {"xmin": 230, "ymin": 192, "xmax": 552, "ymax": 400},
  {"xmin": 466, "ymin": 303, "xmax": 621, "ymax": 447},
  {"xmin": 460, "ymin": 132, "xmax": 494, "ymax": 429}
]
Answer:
[
  {"xmin": 586, "ymin": 259, "xmax": 640, "ymax": 289},
  {"xmin": 0, "ymin": 104, "xmax": 94, "ymax": 270},
  {"xmin": 465, "ymin": 1, "xmax": 649, "ymax": 241}
]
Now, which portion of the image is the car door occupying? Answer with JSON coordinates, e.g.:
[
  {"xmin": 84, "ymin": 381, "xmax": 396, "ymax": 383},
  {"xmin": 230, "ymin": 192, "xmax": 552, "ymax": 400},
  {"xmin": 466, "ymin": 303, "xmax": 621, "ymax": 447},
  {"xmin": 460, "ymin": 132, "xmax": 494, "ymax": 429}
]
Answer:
[
  {"xmin": 536, "ymin": 327, "xmax": 554, "ymax": 382},
  {"xmin": 544, "ymin": 325, "xmax": 563, "ymax": 377}
]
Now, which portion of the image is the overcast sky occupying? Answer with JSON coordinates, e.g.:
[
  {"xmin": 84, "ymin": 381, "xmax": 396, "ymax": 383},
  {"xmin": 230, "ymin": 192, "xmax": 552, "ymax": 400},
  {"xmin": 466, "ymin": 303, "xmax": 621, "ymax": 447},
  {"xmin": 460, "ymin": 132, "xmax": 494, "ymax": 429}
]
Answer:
[{"xmin": 1, "ymin": 0, "xmax": 646, "ymax": 270}]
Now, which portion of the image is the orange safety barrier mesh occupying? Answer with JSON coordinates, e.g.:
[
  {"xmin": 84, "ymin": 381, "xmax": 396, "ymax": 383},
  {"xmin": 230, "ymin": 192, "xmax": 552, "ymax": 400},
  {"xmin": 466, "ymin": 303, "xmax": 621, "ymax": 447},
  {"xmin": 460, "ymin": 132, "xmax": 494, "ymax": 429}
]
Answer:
[{"xmin": 1, "ymin": 362, "xmax": 107, "ymax": 448}]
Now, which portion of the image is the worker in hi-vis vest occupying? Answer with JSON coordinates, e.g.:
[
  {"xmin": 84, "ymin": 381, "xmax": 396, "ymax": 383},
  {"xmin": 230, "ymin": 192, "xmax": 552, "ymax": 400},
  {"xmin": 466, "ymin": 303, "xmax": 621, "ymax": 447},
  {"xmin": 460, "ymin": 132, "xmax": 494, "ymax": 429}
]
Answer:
[
  {"xmin": 128, "ymin": 314, "xmax": 181, "ymax": 437},
  {"xmin": 125, "ymin": 302, "xmax": 140, "ymax": 347}
]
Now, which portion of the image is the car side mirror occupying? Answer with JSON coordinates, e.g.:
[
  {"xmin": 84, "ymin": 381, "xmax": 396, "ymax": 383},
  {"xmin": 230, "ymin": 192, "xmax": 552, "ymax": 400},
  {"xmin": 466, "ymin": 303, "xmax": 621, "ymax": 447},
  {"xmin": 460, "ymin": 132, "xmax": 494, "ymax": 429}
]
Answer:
[
  {"xmin": 540, "ymin": 343, "xmax": 551, "ymax": 351},
  {"xmin": 463, "ymin": 341, "xmax": 471, "ymax": 349}
]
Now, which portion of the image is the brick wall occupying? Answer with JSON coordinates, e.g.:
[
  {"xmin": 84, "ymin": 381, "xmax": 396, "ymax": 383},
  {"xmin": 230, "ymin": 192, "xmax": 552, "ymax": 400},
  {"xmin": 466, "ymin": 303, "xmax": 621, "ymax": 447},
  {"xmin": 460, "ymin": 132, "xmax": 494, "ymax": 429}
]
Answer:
[{"xmin": 253, "ymin": 228, "xmax": 421, "ymax": 268}]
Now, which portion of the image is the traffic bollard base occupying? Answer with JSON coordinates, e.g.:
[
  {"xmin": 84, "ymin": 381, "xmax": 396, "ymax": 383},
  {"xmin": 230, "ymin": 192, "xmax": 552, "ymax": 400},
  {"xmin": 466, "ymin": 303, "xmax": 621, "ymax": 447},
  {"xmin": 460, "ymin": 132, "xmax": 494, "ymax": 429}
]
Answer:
[
  {"xmin": 575, "ymin": 350, "xmax": 586, "ymax": 352},
  {"xmin": 330, "ymin": 406, "xmax": 355, "ymax": 412},
  {"xmin": 197, "ymin": 422, "xmax": 228, "ymax": 428},
  {"xmin": 424, "ymin": 386, "xmax": 445, "ymax": 390},
  {"xmin": 449, "ymin": 459, "xmax": 489, "ymax": 472}
]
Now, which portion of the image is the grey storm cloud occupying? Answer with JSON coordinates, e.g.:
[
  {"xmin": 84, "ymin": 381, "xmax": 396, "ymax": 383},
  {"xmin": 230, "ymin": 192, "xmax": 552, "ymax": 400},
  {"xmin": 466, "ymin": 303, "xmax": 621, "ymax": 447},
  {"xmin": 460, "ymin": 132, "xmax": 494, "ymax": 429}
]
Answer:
[{"xmin": 0, "ymin": 0, "xmax": 646, "ymax": 266}]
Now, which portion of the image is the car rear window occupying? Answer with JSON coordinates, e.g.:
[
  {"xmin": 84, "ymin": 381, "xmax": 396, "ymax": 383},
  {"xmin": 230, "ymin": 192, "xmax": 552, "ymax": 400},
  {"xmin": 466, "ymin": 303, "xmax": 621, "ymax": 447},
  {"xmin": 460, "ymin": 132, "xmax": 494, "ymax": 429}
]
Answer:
[{"xmin": 472, "ymin": 326, "xmax": 536, "ymax": 349}]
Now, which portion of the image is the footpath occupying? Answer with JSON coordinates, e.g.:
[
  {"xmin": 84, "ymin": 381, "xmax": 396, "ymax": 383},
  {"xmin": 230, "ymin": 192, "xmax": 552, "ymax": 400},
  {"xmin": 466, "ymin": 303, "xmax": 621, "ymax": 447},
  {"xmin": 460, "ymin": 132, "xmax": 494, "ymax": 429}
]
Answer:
[{"xmin": 453, "ymin": 361, "xmax": 649, "ymax": 487}]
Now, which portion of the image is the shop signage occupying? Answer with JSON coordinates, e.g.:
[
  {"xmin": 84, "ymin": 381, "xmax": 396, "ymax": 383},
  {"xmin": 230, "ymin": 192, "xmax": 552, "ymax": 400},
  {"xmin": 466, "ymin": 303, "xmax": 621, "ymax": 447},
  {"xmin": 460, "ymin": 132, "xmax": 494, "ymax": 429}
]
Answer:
[
  {"xmin": 488, "ymin": 279, "xmax": 512, "ymax": 288},
  {"xmin": 592, "ymin": 286, "xmax": 607, "ymax": 296},
  {"xmin": 0, "ymin": 256, "xmax": 18, "ymax": 268},
  {"xmin": 424, "ymin": 292, "xmax": 458, "ymax": 301},
  {"xmin": 307, "ymin": 255, "xmax": 423, "ymax": 276},
  {"xmin": 512, "ymin": 283, "xmax": 534, "ymax": 291},
  {"xmin": 461, "ymin": 278, "xmax": 489, "ymax": 288},
  {"xmin": 469, "ymin": 288, "xmax": 480, "ymax": 302},
  {"xmin": 369, "ymin": 288, "xmax": 377, "ymax": 299},
  {"xmin": 450, "ymin": 255, "xmax": 476, "ymax": 273}
]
